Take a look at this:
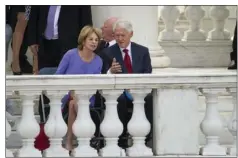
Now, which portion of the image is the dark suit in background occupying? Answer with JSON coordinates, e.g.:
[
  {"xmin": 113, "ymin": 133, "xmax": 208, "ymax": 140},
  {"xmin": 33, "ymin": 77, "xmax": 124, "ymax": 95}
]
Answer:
[
  {"xmin": 230, "ymin": 23, "xmax": 237, "ymax": 64},
  {"xmin": 95, "ymin": 40, "xmax": 113, "ymax": 74},
  {"xmin": 105, "ymin": 42, "xmax": 153, "ymax": 148},
  {"xmin": 28, "ymin": 5, "xmax": 93, "ymax": 69}
]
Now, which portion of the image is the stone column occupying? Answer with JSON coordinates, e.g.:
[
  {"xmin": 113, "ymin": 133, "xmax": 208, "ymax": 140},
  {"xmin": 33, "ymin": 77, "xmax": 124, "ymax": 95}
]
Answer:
[
  {"xmin": 99, "ymin": 90, "xmax": 124, "ymax": 157},
  {"xmin": 226, "ymin": 88, "xmax": 237, "ymax": 156},
  {"xmin": 200, "ymin": 88, "xmax": 226, "ymax": 156},
  {"xmin": 72, "ymin": 90, "xmax": 98, "ymax": 157},
  {"xmin": 6, "ymin": 120, "xmax": 14, "ymax": 157},
  {"xmin": 183, "ymin": 6, "xmax": 206, "ymax": 41},
  {"xmin": 92, "ymin": 6, "xmax": 171, "ymax": 70},
  {"xmin": 44, "ymin": 91, "xmax": 69, "ymax": 157},
  {"xmin": 159, "ymin": 6, "xmax": 182, "ymax": 41},
  {"xmin": 127, "ymin": 89, "xmax": 153, "ymax": 156},
  {"xmin": 16, "ymin": 91, "xmax": 42, "ymax": 157},
  {"xmin": 208, "ymin": 6, "xmax": 230, "ymax": 40}
]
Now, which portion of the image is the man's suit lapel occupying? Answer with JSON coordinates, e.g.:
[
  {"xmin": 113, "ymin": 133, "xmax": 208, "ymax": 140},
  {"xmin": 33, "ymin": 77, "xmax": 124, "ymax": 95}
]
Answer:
[
  {"xmin": 113, "ymin": 44, "xmax": 127, "ymax": 73},
  {"xmin": 114, "ymin": 43, "xmax": 141, "ymax": 73},
  {"xmin": 131, "ymin": 42, "xmax": 140, "ymax": 73}
]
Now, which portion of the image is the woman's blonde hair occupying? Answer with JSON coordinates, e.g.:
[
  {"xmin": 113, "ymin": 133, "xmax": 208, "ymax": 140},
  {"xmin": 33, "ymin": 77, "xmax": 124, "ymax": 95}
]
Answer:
[{"xmin": 77, "ymin": 25, "xmax": 102, "ymax": 50}]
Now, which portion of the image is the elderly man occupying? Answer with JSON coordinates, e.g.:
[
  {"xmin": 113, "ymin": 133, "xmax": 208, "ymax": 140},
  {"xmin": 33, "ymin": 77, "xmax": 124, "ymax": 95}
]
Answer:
[
  {"xmin": 95, "ymin": 17, "xmax": 118, "ymax": 73},
  {"xmin": 105, "ymin": 19, "xmax": 153, "ymax": 148},
  {"xmin": 100, "ymin": 17, "xmax": 118, "ymax": 47}
]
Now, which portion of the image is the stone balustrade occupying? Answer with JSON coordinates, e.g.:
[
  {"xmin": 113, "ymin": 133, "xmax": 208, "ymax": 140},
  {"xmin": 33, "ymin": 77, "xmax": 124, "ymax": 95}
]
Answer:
[
  {"xmin": 6, "ymin": 68, "xmax": 236, "ymax": 157},
  {"xmin": 158, "ymin": 6, "xmax": 236, "ymax": 40},
  {"xmin": 157, "ymin": 5, "xmax": 236, "ymax": 68}
]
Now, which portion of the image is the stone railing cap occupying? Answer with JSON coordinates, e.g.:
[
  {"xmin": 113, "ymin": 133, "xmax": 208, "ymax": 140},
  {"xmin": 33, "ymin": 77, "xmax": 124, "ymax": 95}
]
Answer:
[{"xmin": 6, "ymin": 68, "xmax": 236, "ymax": 91}]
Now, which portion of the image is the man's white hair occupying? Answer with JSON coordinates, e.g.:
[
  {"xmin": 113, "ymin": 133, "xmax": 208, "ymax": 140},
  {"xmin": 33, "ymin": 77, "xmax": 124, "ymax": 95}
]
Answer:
[{"xmin": 112, "ymin": 19, "xmax": 133, "ymax": 33}]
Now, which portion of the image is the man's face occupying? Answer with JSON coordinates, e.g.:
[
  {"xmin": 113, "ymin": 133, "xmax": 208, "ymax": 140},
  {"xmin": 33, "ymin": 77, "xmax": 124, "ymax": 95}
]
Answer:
[
  {"xmin": 114, "ymin": 27, "xmax": 133, "ymax": 48},
  {"xmin": 101, "ymin": 21, "xmax": 113, "ymax": 41}
]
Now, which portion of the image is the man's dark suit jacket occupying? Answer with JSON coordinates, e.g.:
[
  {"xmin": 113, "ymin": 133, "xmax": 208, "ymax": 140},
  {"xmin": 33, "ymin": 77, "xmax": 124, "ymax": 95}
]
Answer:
[
  {"xmin": 104, "ymin": 42, "xmax": 153, "ymax": 140},
  {"xmin": 27, "ymin": 5, "xmax": 93, "ymax": 58},
  {"xmin": 95, "ymin": 40, "xmax": 113, "ymax": 74},
  {"xmin": 105, "ymin": 42, "xmax": 152, "ymax": 74}
]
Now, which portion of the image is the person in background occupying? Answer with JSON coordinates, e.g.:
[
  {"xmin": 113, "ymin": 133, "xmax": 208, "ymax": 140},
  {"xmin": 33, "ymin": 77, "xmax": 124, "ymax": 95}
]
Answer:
[
  {"xmin": 228, "ymin": 22, "xmax": 237, "ymax": 70},
  {"xmin": 10, "ymin": 5, "xmax": 32, "ymax": 75},
  {"xmin": 55, "ymin": 25, "xmax": 102, "ymax": 152},
  {"xmin": 95, "ymin": 17, "xmax": 118, "ymax": 73},
  {"xmin": 6, "ymin": 5, "xmax": 12, "ymax": 61},
  {"xmin": 28, "ymin": 5, "xmax": 93, "ymax": 74}
]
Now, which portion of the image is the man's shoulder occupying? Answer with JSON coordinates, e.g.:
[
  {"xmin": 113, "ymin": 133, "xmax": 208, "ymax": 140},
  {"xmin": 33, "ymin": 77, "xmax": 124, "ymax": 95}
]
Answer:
[
  {"xmin": 131, "ymin": 42, "xmax": 148, "ymax": 51},
  {"xmin": 131, "ymin": 42, "xmax": 149, "ymax": 56},
  {"xmin": 109, "ymin": 43, "xmax": 118, "ymax": 49},
  {"xmin": 107, "ymin": 44, "xmax": 119, "ymax": 54}
]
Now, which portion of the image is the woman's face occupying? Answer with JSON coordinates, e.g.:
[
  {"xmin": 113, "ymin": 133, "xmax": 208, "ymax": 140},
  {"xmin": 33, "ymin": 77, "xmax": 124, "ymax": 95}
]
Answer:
[{"xmin": 84, "ymin": 32, "xmax": 99, "ymax": 52}]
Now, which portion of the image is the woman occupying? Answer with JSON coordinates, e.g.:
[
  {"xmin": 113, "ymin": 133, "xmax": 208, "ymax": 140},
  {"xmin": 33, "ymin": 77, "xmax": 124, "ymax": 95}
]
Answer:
[
  {"xmin": 11, "ymin": 5, "xmax": 31, "ymax": 75},
  {"xmin": 55, "ymin": 25, "xmax": 102, "ymax": 151}
]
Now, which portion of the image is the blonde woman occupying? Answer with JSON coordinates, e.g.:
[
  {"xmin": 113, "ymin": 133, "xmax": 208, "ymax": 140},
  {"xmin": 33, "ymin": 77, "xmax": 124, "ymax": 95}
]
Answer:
[{"xmin": 55, "ymin": 25, "xmax": 102, "ymax": 151}]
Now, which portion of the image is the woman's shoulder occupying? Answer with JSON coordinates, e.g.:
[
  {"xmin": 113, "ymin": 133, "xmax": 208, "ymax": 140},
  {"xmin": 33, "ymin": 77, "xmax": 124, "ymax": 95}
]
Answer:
[
  {"xmin": 64, "ymin": 48, "xmax": 78, "ymax": 57},
  {"xmin": 94, "ymin": 54, "xmax": 103, "ymax": 64}
]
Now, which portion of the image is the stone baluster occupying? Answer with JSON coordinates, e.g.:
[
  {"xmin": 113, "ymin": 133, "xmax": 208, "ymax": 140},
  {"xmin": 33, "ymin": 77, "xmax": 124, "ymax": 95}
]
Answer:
[
  {"xmin": 99, "ymin": 90, "xmax": 125, "ymax": 157},
  {"xmin": 6, "ymin": 91, "xmax": 14, "ymax": 157},
  {"xmin": 126, "ymin": 89, "xmax": 152, "ymax": 156},
  {"xmin": 16, "ymin": 91, "xmax": 42, "ymax": 157},
  {"xmin": 207, "ymin": 6, "xmax": 230, "ymax": 40},
  {"xmin": 226, "ymin": 88, "xmax": 236, "ymax": 156},
  {"xmin": 44, "ymin": 91, "xmax": 69, "ymax": 157},
  {"xmin": 159, "ymin": 6, "xmax": 182, "ymax": 41},
  {"xmin": 6, "ymin": 119, "xmax": 14, "ymax": 157},
  {"xmin": 183, "ymin": 6, "xmax": 206, "ymax": 41},
  {"xmin": 72, "ymin": 90, "xmax": 98, "ymax": 157},
  {"xmin": 200, "ymin": 88, "xmax": 226, "ymax": 155}
]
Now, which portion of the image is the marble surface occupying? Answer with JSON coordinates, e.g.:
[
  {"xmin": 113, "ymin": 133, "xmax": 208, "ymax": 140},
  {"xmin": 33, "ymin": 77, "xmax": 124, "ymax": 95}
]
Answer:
[{"xmin": 154, "ymin": 88, "xmax": 200, "ymax": 155}]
